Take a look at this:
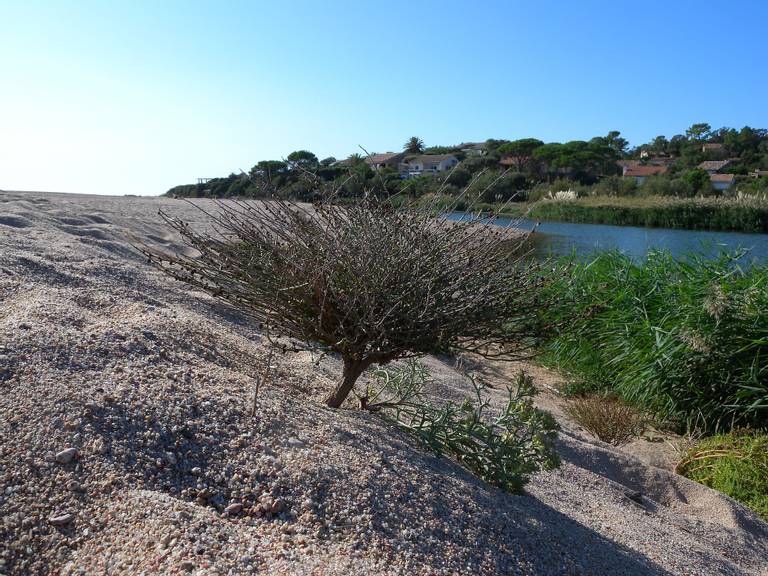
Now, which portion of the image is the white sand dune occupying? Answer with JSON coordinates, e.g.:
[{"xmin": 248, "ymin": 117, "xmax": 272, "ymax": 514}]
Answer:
[{"xmin": 1, "ymin": 190, "xmax": 766, "ymax": 575}]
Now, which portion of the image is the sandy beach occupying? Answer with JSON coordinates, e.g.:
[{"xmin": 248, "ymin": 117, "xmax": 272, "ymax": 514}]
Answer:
[{"xmin": 1, "ymin": 190, "xmax": 767, "ymax": 575}]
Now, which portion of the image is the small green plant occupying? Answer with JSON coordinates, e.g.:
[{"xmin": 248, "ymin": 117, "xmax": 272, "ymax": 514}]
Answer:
[
  {"xmin": 368, "ymin": 361, "xmax": 560, "ymax": 494},
  {"xmin": 563, "ymin": 394, "xmax": 645, "ymax": 446},
  {"xmin": 676, "ymin": 431, "xmax": 768, "ymax": 520}
]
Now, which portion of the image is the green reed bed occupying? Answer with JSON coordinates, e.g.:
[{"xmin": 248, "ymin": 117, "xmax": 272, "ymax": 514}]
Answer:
[
  {"xmin": 542, "ymin": 250, "xmax": 768, "ymax": 432},
  {"xmin": 529, "ymin": 196, "xmax": 768, "ymax": 233}
]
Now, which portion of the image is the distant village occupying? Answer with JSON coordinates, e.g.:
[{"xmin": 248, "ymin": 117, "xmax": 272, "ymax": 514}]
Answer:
[
  {"xmin": 618, "ymin": 143, "xmax": 768, "ymax": 191},
  {"xmin": 352, "ymin": 142, "xmax": 766, "ymax": 192},
  {"xmin": 170, "ymin": 124, "xmax": 768, "ymax": 200}
]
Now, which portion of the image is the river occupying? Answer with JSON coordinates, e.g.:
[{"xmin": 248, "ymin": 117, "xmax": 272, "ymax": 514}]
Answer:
[{"xmin": 447, "ymin": 213, "xmax": 768, "ymax": 263}]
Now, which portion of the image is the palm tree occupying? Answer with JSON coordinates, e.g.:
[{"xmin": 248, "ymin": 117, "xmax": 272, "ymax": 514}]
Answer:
[
  {"xmin": 404, "ymin": 137, "xmax": 425, "ymax": 154},
  {"xmin": 347, "ymin": 153, "xmax": 365, "ymax": 166}
]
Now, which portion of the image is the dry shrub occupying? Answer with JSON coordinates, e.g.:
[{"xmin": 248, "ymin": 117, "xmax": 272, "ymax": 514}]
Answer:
[
  {"xmin": 564, "ymin": 395, "xmax": 645, "ymax": 446},
  {"xmin": 140, "ymin": 190, "xmax": 562, "ymax": 408}
]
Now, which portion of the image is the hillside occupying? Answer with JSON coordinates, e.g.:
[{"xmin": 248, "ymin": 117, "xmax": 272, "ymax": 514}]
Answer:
[{"xmin": 166, "ymin": 125, "xmax": 768, "ymax": 206}]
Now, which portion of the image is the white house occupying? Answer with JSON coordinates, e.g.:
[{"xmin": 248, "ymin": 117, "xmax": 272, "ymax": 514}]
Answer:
[
  {"xmin": 460, "ymin": 143, "xmax": 486, "ymax": 156},
  {"xmin": 622, "ymin": 165, "xmax": 667, "ymax": 185},
  {"xmin": 710, "ymin": 173, "xmax": 736, "ymax": 191},
  {"xmin": 401, "ymin": 154, "xmax": 459, "ymax": 178}
]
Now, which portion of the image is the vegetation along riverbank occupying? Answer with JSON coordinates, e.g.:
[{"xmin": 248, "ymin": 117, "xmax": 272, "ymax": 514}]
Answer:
[
  {"xmin": 525, "ymin": 195, "xmax": 768, "ymax": 233},
  {"xmin": 541, "ymin": 249, "xmax": 767, "ymax": 430},
  {"xmin": 538, "ymin": 249, "xmax": 768, "ymax": 517},
  {"xmin": 428, "ymin": 194, "xmax": 768, "ymax": 234}
]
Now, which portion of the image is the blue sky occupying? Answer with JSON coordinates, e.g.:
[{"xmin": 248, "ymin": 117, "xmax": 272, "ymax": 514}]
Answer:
[{"xmin": 1, "ymin": 0, "xmax": 766, "ymax": 196}]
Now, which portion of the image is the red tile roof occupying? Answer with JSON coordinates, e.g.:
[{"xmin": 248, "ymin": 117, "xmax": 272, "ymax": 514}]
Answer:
[
  {"xmin": 623, "ymin": 166, "xmax": 667, "ymax": 177},
  {"xmin": 709, "ymin": 174, "xmax": 736, "ymax": 182},
  {"xmin": 698, "ymin": 160, "xmax": 732, "ymax": 171},
  {"xmin": 365, "ymin": 152, "xmax": 405, "ymax": 165}
]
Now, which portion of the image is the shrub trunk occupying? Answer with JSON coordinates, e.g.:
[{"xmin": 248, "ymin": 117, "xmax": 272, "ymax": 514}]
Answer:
[{"xmin": 325, "ymin": 358, "xmax": 368, "ymax": 408}]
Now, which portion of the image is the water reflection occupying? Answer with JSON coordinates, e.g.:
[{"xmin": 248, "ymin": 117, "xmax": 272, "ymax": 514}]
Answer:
[{"xmin": 446, "ymin": 212, "xmax": 768, "ymax": 263}]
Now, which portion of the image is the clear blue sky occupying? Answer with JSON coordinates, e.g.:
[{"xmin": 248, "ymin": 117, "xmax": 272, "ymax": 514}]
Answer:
[{"xmin": 2, "ymin": 0, "xmax": 766, "ymax": 196}]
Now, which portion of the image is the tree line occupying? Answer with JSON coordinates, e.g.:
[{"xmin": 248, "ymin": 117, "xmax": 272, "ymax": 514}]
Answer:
[{"xmin": 166, "ymin": 123, "xmax": 768, "ymax": 201}]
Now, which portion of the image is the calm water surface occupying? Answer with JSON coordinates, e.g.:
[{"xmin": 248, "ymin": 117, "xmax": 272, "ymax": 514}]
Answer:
[{"xmin": 447, "ymin": 212, "xmax": 768, "ymax": 263}]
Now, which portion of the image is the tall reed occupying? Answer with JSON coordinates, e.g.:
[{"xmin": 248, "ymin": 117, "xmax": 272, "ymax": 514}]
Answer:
[
  {"xmin": 529, "ymin": 197, "xmax": 768, "ymax": 233},
  {"xmin": 542, "ymin": 250, "xmax": 768, "ymax": 431}
]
